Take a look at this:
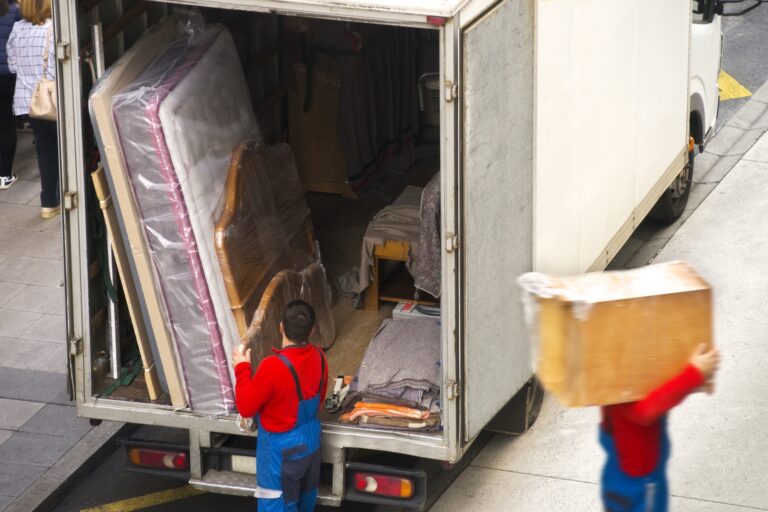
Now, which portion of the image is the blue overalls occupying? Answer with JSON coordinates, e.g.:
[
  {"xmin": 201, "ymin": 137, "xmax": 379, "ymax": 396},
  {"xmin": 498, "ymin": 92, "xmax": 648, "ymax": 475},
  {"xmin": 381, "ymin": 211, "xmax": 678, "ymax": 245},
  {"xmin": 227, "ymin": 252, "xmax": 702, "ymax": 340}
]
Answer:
[
  {"xmin": 600, "ymin": 418, "xmax": 670, "ymax": 512},
  {"xmin": 256, "ymin": 350, "xmax": 324, "ymax": 512}
]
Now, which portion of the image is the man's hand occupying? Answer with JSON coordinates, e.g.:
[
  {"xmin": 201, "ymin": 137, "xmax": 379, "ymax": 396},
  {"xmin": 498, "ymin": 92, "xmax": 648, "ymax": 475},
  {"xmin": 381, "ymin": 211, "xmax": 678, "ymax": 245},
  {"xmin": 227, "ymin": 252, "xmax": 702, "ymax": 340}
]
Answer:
[
  {"xmin": 690, "ymin": 343, "xmax": 720, "ymax": 393},
  {"xmin": 232, "ymin": 344, "xmax": 251, "ymax": 369}
]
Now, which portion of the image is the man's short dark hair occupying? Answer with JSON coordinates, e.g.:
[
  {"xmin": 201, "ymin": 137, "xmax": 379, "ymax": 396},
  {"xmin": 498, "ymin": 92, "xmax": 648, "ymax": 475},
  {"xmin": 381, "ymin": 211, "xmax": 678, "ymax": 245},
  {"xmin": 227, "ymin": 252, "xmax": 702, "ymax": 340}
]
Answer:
[{"xmin": 282, "ymin": 300, "xmax": 316, "ymax": 344}]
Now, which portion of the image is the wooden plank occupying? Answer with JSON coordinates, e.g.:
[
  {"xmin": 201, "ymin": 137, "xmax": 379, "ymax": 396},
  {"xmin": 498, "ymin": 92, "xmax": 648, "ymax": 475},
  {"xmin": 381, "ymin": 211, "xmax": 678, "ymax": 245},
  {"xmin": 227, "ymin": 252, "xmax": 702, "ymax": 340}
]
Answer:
[
  {"xmin": 91, "ymin": 167, "xmax": 162, "ymax": 401},
  {"xmin": 81, "ymin": 1, "xmax": 149, "ymax": 54}
]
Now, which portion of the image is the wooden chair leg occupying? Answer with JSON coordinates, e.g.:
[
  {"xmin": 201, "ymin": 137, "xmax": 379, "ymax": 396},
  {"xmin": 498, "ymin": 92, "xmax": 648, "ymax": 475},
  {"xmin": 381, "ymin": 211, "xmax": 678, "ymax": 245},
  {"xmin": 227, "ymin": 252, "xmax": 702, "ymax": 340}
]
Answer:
[{"xmin": 365, "ymin": 255, "xmax": 380, "ymax": 311}]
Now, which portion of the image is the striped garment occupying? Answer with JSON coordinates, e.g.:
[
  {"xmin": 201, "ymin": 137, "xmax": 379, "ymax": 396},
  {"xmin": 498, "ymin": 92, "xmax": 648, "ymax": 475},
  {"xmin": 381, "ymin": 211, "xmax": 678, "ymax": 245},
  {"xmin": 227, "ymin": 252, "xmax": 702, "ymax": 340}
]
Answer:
[{"xmin": 6, "ymin": 19, "xmax": 55, "ymax": 116}]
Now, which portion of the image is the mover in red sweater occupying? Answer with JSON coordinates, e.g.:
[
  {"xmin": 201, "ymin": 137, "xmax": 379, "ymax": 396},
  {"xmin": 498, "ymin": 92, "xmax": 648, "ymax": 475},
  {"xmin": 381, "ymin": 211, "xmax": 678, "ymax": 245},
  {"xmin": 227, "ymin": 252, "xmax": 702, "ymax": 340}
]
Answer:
[
  {"xmin": 600, "ymin": 344, "xmax": 719, "ymax": 512},
  {"xmin": 232, "ymin": 300, "xmax": 329, "ymax": 512}
]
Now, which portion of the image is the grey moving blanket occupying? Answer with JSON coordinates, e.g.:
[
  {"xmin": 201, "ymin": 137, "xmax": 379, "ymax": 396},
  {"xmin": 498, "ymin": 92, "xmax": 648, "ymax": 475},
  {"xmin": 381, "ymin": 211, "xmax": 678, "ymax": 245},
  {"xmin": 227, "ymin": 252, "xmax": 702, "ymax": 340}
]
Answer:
[{"xmin": 353, "ymin": 317, "xmax": 441, "ymax": 410}]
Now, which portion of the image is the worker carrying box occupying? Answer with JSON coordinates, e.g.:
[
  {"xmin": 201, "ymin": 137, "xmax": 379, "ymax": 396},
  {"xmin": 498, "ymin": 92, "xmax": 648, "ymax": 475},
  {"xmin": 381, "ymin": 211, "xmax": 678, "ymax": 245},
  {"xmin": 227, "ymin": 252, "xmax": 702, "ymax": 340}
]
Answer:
[
  {"xmin": 519, "ymin": 261, "xmax": 720, "ymax": 511},
  {"xmin": 518, "ymin": 260, "xmax": 714, "ymax": 407}
]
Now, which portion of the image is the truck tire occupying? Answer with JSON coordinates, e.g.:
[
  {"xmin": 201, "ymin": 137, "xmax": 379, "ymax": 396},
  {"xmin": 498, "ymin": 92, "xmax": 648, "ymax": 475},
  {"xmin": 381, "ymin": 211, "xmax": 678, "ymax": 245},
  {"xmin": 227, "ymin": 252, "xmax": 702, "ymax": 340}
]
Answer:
[
  {"xmin": 649, "ymin": 150, "xmax": 694, "ymax": 224},
  {"xmin": 485, "ymin": 377, "xmax": 544, "ymax": 436}
]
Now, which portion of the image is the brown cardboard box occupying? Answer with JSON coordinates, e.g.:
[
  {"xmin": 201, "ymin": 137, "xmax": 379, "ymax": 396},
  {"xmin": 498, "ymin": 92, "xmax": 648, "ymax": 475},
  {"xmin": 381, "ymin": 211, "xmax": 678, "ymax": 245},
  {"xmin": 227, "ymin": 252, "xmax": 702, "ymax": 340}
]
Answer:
[{"xmin": 520, "ymin": 261, "xmax": 712, "ymax": 407}]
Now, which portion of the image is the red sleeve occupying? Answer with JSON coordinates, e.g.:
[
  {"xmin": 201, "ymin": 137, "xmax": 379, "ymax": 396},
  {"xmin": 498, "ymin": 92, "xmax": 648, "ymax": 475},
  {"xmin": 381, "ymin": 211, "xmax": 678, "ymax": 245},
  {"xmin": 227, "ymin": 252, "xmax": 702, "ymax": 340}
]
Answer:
[
  {"xmin": 622, "ymin": 364, "xmax": 705, "ymax": 426},
  {"xmin": 234, "ymin": 359, "xmax": 275, "ymax": 418}
]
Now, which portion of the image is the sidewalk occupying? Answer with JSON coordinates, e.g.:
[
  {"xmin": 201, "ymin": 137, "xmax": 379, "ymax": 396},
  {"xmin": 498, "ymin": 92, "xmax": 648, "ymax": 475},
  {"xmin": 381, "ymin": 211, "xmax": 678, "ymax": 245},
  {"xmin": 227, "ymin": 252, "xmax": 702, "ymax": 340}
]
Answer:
[
  {"xmin": 0, "ymin": 132, "xmax": 121, "ymax": 512},
  {"xmin": 433, "ymin": 95, "xmax": 768, "ymax": 510}
]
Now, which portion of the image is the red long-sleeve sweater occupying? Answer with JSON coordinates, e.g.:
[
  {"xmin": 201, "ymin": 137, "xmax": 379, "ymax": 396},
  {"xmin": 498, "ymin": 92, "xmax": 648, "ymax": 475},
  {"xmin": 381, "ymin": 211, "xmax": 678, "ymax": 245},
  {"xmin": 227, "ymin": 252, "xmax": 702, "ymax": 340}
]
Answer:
[
  {"xmin": 235, "ymin": 344, "xmax": 329, "ymax": 433},
  {"xmin": 601, "ymin": 364, "xmax": 704, "ymax": 477}
]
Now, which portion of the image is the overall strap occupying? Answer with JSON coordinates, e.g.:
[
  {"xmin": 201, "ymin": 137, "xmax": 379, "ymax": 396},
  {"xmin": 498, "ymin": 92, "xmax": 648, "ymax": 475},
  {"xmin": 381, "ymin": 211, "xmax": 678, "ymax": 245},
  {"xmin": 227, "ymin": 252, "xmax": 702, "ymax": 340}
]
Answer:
[
  {"xmin": 316, "ymin": 346, "xmax": 326, "ymax": 395},
  {"xmin": 275, "ymin": 354, "xmax": 303, "ymax": 401}
]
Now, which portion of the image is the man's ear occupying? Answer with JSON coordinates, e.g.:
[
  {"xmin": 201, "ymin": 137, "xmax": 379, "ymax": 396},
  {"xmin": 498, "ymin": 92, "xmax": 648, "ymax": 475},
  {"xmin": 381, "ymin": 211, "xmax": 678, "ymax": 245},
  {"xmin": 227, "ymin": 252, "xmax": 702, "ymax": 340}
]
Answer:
[{"xmin": 279, "ymin": 322, "xmax": 284, "ymax": 338}]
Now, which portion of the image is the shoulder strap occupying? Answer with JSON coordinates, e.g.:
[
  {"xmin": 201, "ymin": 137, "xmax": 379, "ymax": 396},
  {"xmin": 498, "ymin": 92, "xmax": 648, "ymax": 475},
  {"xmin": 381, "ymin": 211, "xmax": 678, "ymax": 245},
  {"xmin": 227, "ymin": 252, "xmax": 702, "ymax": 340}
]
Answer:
[
  {"xmin": 41, "ymin": 24, "xmax": 52, "ymax": 79},
  {"xmin": 316, "ymin": 346, "xmax": 326, "ymax": 395},
  {"xmin": 275, "ymin": 354, "xmax": 303, "ymax": 401}
]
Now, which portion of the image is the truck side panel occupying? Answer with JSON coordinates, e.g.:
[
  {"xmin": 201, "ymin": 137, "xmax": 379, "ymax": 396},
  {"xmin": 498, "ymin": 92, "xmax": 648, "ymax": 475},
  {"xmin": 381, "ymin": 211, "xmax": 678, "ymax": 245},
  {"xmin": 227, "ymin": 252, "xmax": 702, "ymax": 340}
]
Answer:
[{"xmin": 534, "ymin": 0, "xmax": 690, "ymax": 274}]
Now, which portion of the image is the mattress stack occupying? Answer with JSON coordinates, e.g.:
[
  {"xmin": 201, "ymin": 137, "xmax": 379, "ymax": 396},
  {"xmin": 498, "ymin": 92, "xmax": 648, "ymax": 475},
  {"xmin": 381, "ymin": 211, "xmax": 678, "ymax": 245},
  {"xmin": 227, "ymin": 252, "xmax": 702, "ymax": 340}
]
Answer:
[{"xmin": 91, "ymin": 22, "xmax": 259, "ymax": 415}]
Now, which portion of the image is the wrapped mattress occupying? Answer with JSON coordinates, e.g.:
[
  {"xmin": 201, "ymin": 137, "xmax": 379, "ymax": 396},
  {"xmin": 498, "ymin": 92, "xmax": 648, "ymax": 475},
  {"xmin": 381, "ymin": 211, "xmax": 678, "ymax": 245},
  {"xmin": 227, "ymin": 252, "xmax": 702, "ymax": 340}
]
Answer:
[{"xmin": 113, "ymin": 25, "xmax": 259, "ymax": 414}]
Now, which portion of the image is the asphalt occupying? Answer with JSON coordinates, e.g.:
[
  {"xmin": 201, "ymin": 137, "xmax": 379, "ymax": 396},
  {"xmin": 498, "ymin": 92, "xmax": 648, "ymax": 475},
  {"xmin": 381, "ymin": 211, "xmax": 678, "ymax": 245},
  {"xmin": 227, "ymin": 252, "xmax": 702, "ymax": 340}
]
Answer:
[{"xmin": 714, "ymin": 2, "xmax": 768, "ymax": 127}]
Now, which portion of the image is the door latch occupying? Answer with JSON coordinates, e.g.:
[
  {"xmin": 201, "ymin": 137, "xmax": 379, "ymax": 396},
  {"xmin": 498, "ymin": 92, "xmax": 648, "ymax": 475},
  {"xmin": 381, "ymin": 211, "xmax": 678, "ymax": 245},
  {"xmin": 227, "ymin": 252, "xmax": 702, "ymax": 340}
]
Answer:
[
  {"xmin": 444, "ymin": 80, "xmax": 458, "ymax": 102},
  {"xmin": 446, "ymin": 380, "xmax": 461, "ymax": 400},
  {"xmin": 445, "ymin": 232, "xmax": 459, "ymax": 253}
]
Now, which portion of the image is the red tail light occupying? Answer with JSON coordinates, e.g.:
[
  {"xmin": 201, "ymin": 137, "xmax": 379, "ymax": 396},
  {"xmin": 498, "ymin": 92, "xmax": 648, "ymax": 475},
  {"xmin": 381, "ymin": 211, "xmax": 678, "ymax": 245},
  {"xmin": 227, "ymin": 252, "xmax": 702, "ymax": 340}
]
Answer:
[
  {"xmin": 128, "ymin": 447, "xmax": 189, "ymax": 471},
  {"xmin": 353, "ymin": 472, "xmax": 414, "ymax": 499}
]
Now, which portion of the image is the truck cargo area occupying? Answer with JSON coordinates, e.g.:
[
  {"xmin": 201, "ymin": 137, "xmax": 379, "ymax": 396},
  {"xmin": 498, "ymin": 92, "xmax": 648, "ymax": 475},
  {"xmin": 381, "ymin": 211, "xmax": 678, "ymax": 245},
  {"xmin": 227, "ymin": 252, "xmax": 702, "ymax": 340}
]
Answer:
[{"xmin": 85, "ymin": 3, "xmax": 444, "ymax": 438}]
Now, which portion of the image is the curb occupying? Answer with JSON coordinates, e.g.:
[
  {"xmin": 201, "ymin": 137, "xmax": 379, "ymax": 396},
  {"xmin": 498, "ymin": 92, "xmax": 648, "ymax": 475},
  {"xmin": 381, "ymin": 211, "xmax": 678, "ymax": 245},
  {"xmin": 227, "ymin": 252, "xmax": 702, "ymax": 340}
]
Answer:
[{"xmin": 6, "ymin": 422, "xmax": 137, "ymax": 512}]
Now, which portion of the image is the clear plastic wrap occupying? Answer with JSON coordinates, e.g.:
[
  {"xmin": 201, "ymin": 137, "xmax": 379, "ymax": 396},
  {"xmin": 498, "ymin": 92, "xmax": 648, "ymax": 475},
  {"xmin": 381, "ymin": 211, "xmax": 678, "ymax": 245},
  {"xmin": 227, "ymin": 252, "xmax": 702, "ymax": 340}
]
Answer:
[
  {"xmin": 245, "ymin": 262, "xmax": 337, "ymax": 366},
  {"xmin": 517, "ymin": 261, "xmax": 713, "ymax": 407},
  {"xmin": 214, "ymin": 141, "xmax": 316, "ymax": 338},
  {"xmin": 112, "ymin": 24, "xmax": 259, "ymax": 415}
]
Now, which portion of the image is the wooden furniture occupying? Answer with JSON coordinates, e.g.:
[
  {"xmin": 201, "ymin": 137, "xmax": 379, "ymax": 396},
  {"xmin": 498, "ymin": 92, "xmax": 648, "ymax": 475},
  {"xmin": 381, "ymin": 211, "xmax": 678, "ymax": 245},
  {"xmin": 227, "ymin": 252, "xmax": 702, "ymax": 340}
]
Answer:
[
  {"xmin": 215, "ymin": 141, "xmax": 316, "ymax": 337},
  {"xmin": 245, "ymin": 263, "xmax": 336, "ymax": 366},
  {"xmin": 364, "ymin": 240, "xmax": 439, "ymax": 312},
  {"xmin": 91, "ymin": 167, "xmax": 162, "ymax": 400},
  {"xmin": 288, "ymin": 61, "xmax": 357, "ymax": 198}
]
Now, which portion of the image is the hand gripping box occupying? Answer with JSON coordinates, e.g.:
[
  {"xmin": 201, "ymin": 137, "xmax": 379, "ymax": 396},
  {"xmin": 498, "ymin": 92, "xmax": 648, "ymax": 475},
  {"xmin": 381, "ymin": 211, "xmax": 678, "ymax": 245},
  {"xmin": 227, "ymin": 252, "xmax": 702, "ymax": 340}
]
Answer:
[{"xmin": 518, "ymin": 261, "xmax": 712, "ymax": 407}]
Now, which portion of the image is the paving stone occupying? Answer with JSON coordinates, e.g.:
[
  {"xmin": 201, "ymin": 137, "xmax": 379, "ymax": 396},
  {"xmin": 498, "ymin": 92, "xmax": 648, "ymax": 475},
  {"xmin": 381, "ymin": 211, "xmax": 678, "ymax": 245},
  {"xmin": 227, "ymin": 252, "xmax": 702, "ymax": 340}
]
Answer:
[
  {"xmin": 694, "ymin": 154, "xmax": 741, "ymax": 183},
  {"xmin": 0, "ymin": 283, "xmax": 24, "ymax": 306},
  {"xmin": 0, "ymin": 338, "xmax": 67, "ymax": 374},
  {"xmin": 0, "ymin": 255, "xmax": 63, "ymax": 287},
  {"xmin": 0, "ymin": 368, "xmax": 71, "ymax": 405},
  {"xmin": 0, "ymin": 431, "xmax": 74, "ymax": 467},
  {"xmin": 741, "ymin": 130, "xmax": 768, "ymax": 162},
  {"xmin": 5, "ymin": 285, "xmax": 65, "ymax": 315},
  {"xmin": 704, "ymin": 125, "xmax": 764, "ymax": 157},
  {"xmin": 727, "ymin": 99, "xmax": 768, "ymax": 130},
  {"xmin": 0, "ymin": 399, "xmax": 45, "ymax": 431},
  {"xmin": 0, "ymin": 203, "xmax": 50, "ymax": 232},
  {"xmin": 0, "ymin": 430, "xmax": 12, "ymax": 445},
  {"xmin": 687, "ymin": 182, "xmax": 718, "ymax": 210},
  {"xmin": 20, "ymin": 404, "xmax": 90, "ymax": 440},
  {"xmin": 19, "ymin": 314, "xmax": 66, "ymax": 344},
  {"xmin": 0, "ymin": 227, "xmax": 63, "ymax": 261},
  {"xmin": 0, "ymin": 494, "xmax": 11, "ymax": 511},
  {"xmin": 14, "ymin": 159, "xmax": 39, "ymax": 181},
  {"xmin": 0, "ymin": 309, "xmax": 42, "ymax": 338},
  {"xmin": 0, "ymin": 180, "xmax": 39, "ymax": 206},
  {"xmin": 751, "ymin": 82, "xmax": 768, "ymax": 104},
  {"xmin": 0, "ymin": 461, "xmax": 46, "ymax": 497}
]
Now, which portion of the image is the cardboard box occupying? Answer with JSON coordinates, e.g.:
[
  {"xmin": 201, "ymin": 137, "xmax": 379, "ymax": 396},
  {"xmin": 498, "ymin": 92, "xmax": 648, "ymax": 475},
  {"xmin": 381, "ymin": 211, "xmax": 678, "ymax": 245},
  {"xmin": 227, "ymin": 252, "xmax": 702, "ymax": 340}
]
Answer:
[{"xmin": 519, "ymin": 261, "xmax": 712, "ymax": 407}]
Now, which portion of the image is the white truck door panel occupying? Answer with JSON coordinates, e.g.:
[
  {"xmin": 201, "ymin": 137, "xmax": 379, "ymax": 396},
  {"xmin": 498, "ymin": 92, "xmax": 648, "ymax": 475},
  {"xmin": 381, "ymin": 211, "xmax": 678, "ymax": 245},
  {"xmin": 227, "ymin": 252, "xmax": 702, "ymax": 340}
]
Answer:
[
  {"xmin": 535, "ymin": 0, "xmax": 690, "ymax": 274},
  {"xmin": 460, "ymin": 0, "xmax": 535, "ymax": 442}
]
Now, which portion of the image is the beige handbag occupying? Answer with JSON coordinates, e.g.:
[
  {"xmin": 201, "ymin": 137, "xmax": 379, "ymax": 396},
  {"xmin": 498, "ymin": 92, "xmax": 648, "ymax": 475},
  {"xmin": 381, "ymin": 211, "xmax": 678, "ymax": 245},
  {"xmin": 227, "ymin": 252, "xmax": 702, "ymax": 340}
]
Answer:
[{"xmin": 29, "ymin": 25, "xmax": 57, "ymax": 121}]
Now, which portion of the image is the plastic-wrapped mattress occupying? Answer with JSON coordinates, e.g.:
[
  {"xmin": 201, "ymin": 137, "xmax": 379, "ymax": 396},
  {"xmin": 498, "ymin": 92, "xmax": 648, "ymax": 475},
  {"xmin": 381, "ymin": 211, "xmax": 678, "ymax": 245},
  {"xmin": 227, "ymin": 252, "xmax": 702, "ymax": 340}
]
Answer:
[{"xmin": 112, "ymin": 25, "xmax": 259, "ymax": 414}]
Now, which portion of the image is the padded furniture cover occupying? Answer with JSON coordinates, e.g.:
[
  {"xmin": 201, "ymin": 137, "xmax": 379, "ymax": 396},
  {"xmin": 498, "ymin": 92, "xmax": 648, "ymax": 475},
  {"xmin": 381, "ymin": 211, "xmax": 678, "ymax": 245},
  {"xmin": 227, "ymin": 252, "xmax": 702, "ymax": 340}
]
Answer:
[
  {"xmin": 245, "ymin": 262, "xmax": 336, "ymax": 366},
  {"xmin": 113, "ymin": 26, "xmax": 258, "ymax": 414}
]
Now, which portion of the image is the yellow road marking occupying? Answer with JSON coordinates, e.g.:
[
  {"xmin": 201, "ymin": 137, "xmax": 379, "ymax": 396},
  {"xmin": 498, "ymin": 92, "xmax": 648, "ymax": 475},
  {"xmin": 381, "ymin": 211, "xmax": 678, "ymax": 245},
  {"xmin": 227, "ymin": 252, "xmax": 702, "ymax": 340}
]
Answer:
[
  {"xmin": 719, "ymin": 70, "xmax": 751, "ymax": 100},
  {"xmin": 80, "ymin": 485, "xmax": 205, "ymax": 512}
]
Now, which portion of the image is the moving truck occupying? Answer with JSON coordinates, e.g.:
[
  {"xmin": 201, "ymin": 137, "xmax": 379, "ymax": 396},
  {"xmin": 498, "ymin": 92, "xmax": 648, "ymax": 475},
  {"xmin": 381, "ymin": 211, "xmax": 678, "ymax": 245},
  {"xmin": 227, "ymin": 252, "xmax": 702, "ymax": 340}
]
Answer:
[{"xmin": 56, "ymin": 0, "xmax": 722, "ymax": 507}]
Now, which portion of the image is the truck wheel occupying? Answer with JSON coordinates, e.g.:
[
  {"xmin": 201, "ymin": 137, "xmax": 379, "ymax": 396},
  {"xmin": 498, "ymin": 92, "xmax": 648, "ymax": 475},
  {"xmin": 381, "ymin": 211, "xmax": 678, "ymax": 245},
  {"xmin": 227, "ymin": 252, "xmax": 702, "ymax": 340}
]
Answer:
[
  {"xmin": 485, "ymin": 377, "xmax": 544, "ymax": 436},
  {"xmin": 649, "ymin": 150, "xmax": 694, "ymax": 224}
]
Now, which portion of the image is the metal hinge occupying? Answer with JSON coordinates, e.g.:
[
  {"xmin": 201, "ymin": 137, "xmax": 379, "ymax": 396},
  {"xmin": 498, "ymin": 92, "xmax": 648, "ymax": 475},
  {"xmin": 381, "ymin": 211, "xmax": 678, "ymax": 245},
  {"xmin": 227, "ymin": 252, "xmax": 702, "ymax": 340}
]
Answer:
[
  {"xmin": 63, "ymin": 192, "xmax": 77, "ymax": 211},
  {"xmin": 56, "ymin": 42, "xmax": 71, "ymax": 62},
  {"xmin": 445, "ymin": 232, "xmax": 459, "ymax": 253},
  {"xmin": 444, "ymin": 80, "xmax": 458, "ymax": 102},
  {"xmin": 69, "ymin": 337, "xmax": 82, "ymax": 356},
  {"xmin": 446, "ymin": 381, "xmax": 461, "ymax": 400}
]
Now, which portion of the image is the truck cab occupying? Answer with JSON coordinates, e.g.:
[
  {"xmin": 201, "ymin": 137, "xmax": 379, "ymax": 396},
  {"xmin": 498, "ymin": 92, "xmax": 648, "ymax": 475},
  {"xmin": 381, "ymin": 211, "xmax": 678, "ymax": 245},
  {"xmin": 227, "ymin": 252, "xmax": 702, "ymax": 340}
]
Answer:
[{"xmin": 690, "ymin": 0, "xmax": 723, "ymax": 149}]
